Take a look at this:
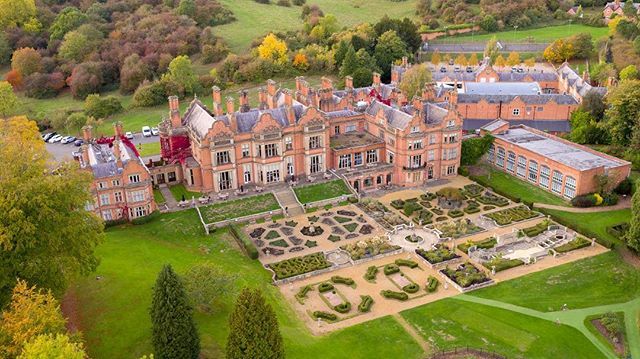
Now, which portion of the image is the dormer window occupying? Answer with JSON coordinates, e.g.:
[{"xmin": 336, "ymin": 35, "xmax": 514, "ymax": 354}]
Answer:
[{"xmin": 411, "ymin": 126, "xmax": 420, "ymax": 133}]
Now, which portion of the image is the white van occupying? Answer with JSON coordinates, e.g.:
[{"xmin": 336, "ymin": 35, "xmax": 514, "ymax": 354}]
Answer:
[{"xmin": 142, "ymin": 126, "xmax": 152, "ymax": 137}]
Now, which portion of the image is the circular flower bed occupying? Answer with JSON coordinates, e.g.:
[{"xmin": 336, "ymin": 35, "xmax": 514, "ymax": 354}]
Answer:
[
  {"xmin": 405, "ymin": 235, "xmax": 423, "ymax": 243},
  {"xmin": 301, "ymin": 225, "xmax": 324, "ymax": 236}
]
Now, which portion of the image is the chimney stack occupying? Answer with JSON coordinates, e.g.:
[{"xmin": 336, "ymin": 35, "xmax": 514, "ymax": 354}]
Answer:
[
  {"xmin": 321, "ymin": 76, "xmax": 333, "ymax": 89},
  {"xmin": 402, "ymin": 56, "xmax": 408, "ymax": 67},
  {"xmin": 82, "ymin": 125, "xmax": 93, "ymax": 141},
  {"xmin": 212, "ymin": 86, "xmax": 223, "ymax": 116},
  {"xmin": 283, "ymin": 89, "xmax": 293, "ymax": 107},
  {"xmin": 266, "ymin": 79, "xmax": 277, "ymax": 96},
  {"xmin": 238, "ymin": 90, "xmax": 249, "ymax": 112},
  {"xmin": 113, "ymin": 121, "xmax": 124, "ymax": 137},
  {"xmin": 295, "ymin": 76, "xmax": 305, "ymax": 92},
  {"xmin": 258, "ymin": 87, "xmax": 267, "ymax": 109},
  {"xmin": 168, "ymin": 96, "xmax": 181, "ymax": 128},
  {"xmin": 345, "ymin": 76, "xmax": 353, "ymax": 90},
  {"xmin": 112, "ymin": 137, "xmax": 122, "ymax": 165},
  {"xmin": 226, "ymin": 96, "xmax": 235, "ymax": 114},
  {"xmin": 372, "ymin": 72, "xmax": 381, "ymax": 86}
]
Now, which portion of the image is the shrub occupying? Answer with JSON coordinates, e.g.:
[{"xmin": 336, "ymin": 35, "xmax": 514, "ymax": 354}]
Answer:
[
  {"xmin": 448, "ymin": 209, "xmax": 464, "ymax": 218},
  {"xmin": 402, "ymin": 283, "xmax": 420, "ymax": 293},
  {"xmin": 132, "ymin": 210, "xmax": 161, "ymax": 225},
  {"xmin": 464, "ymin": 206, "xmax": 481, "ymax": 214},
  {"xmin": 555, "ymin": 237, "xmax": 591, "ymax": 253},
  {"xmin": 602, "ymin": 192, "xmax": 619, "ymax": 206},
  {"xmin": 457, "ymin": 237, "xmax": 497, "ymax": 254},
  {"xmin": 412, "ymin": 209, "xmax": 433, "ymax": 224},
  {"xmin": 331, "ymin": 276, "xmax": 355, "ymax": 286},
  {"xmin": 358, "ymin": 295, "xmax": 373, "ymax": 312},
  {"xmin": 403, "ymin": 201, "xmax": 421, "ymax": 217},
  {"xmin": 133, "ymin": 80, "xmax": 168, "ymax": 107},
  {"xmin": 228, "ymin": 225, "xmax": 259, "ymax": 260},
  {"xmin": 293, "ymin": 0, "xmax": 305, "ymax": 4},
  {"xmin": 458, "ymin": 166, "xmax": 469, "ymax": 176},
  {"xmin": 364, "ymin": 266, "xmax": 378, "ymax": 281},
  {"xmin": 607, "ymin": 223, "xmax": 629, "ymax": 239},
  {"xmin": 436, "ymin": 187, "xmax": 465, "ymax": 201},
  {"xmin": 614, "ymin": 178, "xmax": 633, "ymax": 195},
  {"xmin": 482, "ymin": 205, "xmax": 495, "ymax": 211},
  {"xmin": 395, "ymin": 259, "xmax": 418, "ymax": 268},
  {"xmin": 295, "ymin": 285, "xmax": 312, "ymax": 300},
  {"xmin": 318, "ymin": 282, "xmax": 334, "ymax": 292},
  {"xmin": 313, "ymin": 311, "xmax": 337, "ymax": 321},
  {"xmin": 265, "ymin": 230, "xmax": 280, "ymax": 240},
  {"xmin": 571, "ymin": 193, "xmax": 597, "ymax": 207},
  {"xmin": 390, "ymin": 199, "xmax": 405, "ymax": 209},
  {"xmin": 380, "ymin": 290, "xmax": 408, "ymax": 301},
  {"xmin": 420, "ymin": 192, "xmax": 437, "ymax": 201},
  {"xmin": 268, "ymin": 252, "xmax": 330, "ymax": 279},
  {"xmin": 426, "ymin": 276, "xmax": 439, "ymax": 293},
  {"xmin": 522, "ymin": 220, "xmax": 550, "ymax": 237},
  {"xmin": 23, "ymin": 72, "xmax": 65, "ymax": 98},
  {"xmin": 383, "ymin": 263, "xmax": 400, "ymax": 275},
  {"xmin": 84, "ymin": 94, "xmax": 123, "ymax": 119},
  {"xmin": 334, "ymin": 302, "xmax": 351, "ymax": 313},
  {"xmin": 482, "ymin": 258, "xmax": 524, "ymax": 272},
  {"xmin": 276, "ymin": 0, "xmax": 291, "ymax": 6}
]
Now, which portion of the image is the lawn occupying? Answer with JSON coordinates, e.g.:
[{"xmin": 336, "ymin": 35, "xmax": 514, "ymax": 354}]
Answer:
[
  {"xmin": 153, "ymin": 189, "xmax": 166, "ymax": 205},
  {"xmin": 432, "ymin": 24, "xmax": 609, "ymax": 44},
  {"xmin": 540, "ymin": 208, "xmax": 631, "ymax": 247},
  {"xmin": 67, "ymin": 210, "xmax": 424, "ymax": 359},
  {"xmin": 400, "ymin": 298, "xmax": 602, "ymax": 358},
  {"xmin": 136, "ymin": 141, "xmax": 161, "ymax": 157},
  {"xmin": 293, "ymin": 179, "xmax": 352, "ymax": 204},
  {"xmin": 199, "ymin": 193, "xmax": 281, "ymax": 223},
  {"xmin": 169, "ymin": 184, "xmax": 203, "ymax": 202},
  {"xmin": 473, "ymin": 166, "xmax": 569, "ymax": 206},
  {"xmin": 470, "ymin": 252, "xmax": 640, "ymax": 312},
  {"xmin": 217, "ymin": 0, "xmax": 417, "ymax": 53}
]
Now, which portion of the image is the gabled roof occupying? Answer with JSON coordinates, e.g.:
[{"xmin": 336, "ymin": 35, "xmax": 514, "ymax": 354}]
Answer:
[
  {"xmin": 365, "ymin": 100, "xmax": 413, "ymax": 130},
  {"xmin": 463, "ymin": 82, "xmax": 542, "ymax": 96},
  {"xmin": 457, "ymin": 93, "xmax": 578, "ymax": 105}
]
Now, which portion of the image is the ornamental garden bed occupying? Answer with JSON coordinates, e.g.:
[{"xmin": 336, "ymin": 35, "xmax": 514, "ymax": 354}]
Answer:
[
  {"xmin": 457, "ymin": 237, "xmax": 497, "ymax": 254},
  {"xmin": 521, "ymin": 219, "xmax": 550, "ymax": 237},
  {"xmin": 200, "ymin": 193, "xmax": 280, "ymax": 223},
  {"xmin": 268, "ymin": 252, "xmax": 331, "ymax": 280},
  {"xmin": 476, "ymin": 192, "xmax": 509, "ymax": 207},
  {"xmin": 340, "ymin": 236, "xmax": 401, "ymax": 261},
  {"xmin": 555, "ymin": 237, "xmax": 591, "ymax": 253},
  {"xmin": 484, "ymin": 205, "xmax": 540, "ymax": 226},
  {"xmin": 587, "ymin": 312, "xmax": 628, "ymax": 357},
  {"xmin": 416, "ymin": 244, "xmax": 460, "ymax": 265},
  {"xmin": 432, "ymin": 219, "xmax": 485, "ymax": 239},
  {"xmin": 441, "ymin": 262, "xmax": 491, "ymax": 289},
  {"xmin": 412, "ymin": 209, "xmax": 433, "ymax": 225},
  {"xmin": 482, "ymin": 257, "xmax": 525, "ymax": 272},
  {"xmin": 461, "ymin": 183, "xmax": 484, "ymax": 198}
]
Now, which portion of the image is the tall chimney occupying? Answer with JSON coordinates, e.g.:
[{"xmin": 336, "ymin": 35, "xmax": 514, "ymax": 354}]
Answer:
[
  {"xmin": 212, "ymin": 86, "xmax": 223, "ymax": 116},
  {"xmin": 321, "ymin": 76, "xmax": 333, "ymax": 89},
  {"xmin": 372, "ymin": 72, "xmax": 381, "ymax": 86},
  {"xmin": 113, "ymin": 121, "xmax": 124, "ymax": 137},
  {"xmin": 258, "ymin": 87, "xmax": 267, "ymax": 109},
  {"xmin": 82, "ymin": 125, "xmax": 93, "ymax": 141},
  {"xmin": 168, "ymin": 96, "xmax": 181, "ymax": 128},
  {"xmin": 283, "ymin": 89, "xmax": 293, "ymax": 107},
  {"xmin": 266, "ymin": 79, "xmax": 277, "ymax": 96},
  {"xmin": 226, "ymin": 96, "xmax": 235, "ymax": 114},
  {"xmin": 112, "ymin": 137, "xmax": 122, "ymax": 165},
  {"xmin": 295, "ymin": 76, "xmax": 305, "ymax": 92},
  {"xmin": 238, "ymin": 90, "xmax": 249, "ymax": 112},
  {"xmin": 345, "ymin": 76, "xmax": 353, "ymax": 90}
]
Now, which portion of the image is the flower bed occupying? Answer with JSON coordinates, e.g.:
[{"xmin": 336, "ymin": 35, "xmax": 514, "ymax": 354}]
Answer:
[
  {"xmin": 412, "ymin": 209, "xmax": 433, "ymax": 224},
  {"xmin": 416, "ymin": 244, "xmax": 460, "ymax": 264},
  {"xmin": 420, "ymin": 192, "xmax": 437, "ymax": 201},
  {"xmin": 200, "ymin": 193, "xmax": 281, "ymax": 223},
  {"xmin": 403, "ymin": 201, "xmax": 422, "ymax": 217},
  {"xmin": 390, "ymin": 199, "xmax": 405, "ymax": 210},
  {"xmin": 268, "ymin": 252, "xmax": 331, "ymax": 280},
  {"xmin": 441, "ymin": 262, "xmax": 490, "ymax": 288},
  {"xmin": 343, "ymin": 223, "xmax": 358, "ymax": 232},
  {"xmin": 482, "ymin": 257, "xmax": 524, "ymax": 272},
  {"xmin": 522, "ymin": 220, "xmax": 550, "ymax": 237},
  {"xmin": 485, "ymin": 205, "xmax": 539, "ymax": 226},
  {"xmin": 462, "ymin": 183, "xmax": 484, "ymax": 198},
  {"xmin": 555, "ymin": 237, "xmax": 591, "ymax": 253},
  {"xmin": 436, "ymin": 187, "xmax": 466, "ymax": 201},
  {"xmin": 457, "ymin": 237, "xmax": 497, "ymax": 254},
  {"xmin": 340, "ymin": 236, "xmax": 401, "ymax": 260},
  {"xmin": 433, "ymin": 219, "xmax": 484, "ymax": 239},
  {"xmin": 448, "ymin": 209, "xmax": 464, "ymax": 218},
  {"xmin": 358, "ymin": 198, "xmax": 390, "ymax": 213},
  {"xmin": 265, "ymin": 230, "xmax": 281, "ymax": 240},
  {"xmin": 477, "ymin": 192, "xmax": 509, "ymax": 207}
]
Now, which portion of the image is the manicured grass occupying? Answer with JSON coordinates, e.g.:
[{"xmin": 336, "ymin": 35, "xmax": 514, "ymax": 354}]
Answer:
[
  {"xmin": 470, "ymin": 252, "xmax": 640, "ymax": 312},
  {"xmin": 169, "ymin": 184, "xmax": 202, "ymax": 202},
  {"xmin": 401, "ymin": 298, "xmax": 602, "ymax": 358},
  {"xmin": 474, "ymin": 166, "xmax": 568, "ymax": 206},
  {"xmin": 199, "ymin": 193, "xmax": 281, "ymax": 223},
  {"xmin": 293, "ymin": 179, "xmax": 352, "ymax": 204},
  {"xmin": 152, "ymin": 189, "xmax": 166, "ymax": 205},
  {"xmin": 540, "ymin": 208, "xmax": 631, "ymax": 246},
  {"xmin": 433, "ymin": 24, "xmax": 609, "ymax": 44},
  {"xmin": 68, "ymin": 210, "xmax": 424, "ymax": 359},
  {"xmin": 217, "ymin": 0, "xmax": 417, "ymax": 53},
  {"xmin": 135, "ymin": 141, "xmax": 161, "ymax": 157}
]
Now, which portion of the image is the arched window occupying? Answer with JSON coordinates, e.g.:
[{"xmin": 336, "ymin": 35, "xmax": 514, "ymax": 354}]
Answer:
[
  {"xmin": 528, "ymin": 160, "xmax": 538, "ymax": 183},
  {"xmin": 496, "ymin": 147, "xmax": 505, "ymax": 168},
  {"xmin": 540, "ymin": 165, "xmax": 550, "ymax": 188},
  {"xmin": 552, "ymin": 170, "xmax": 563, "ymax": 194},
  {"xmin": 506, "ymin": 152, "xmax": 516, "ymax": 173},
  {"xmin": 516, "ymin": 155, "xmax": 526, "ymax": 178},
  {"xmin": 564, "ymin": 176, "xmax": 576, "ymax": 199}
]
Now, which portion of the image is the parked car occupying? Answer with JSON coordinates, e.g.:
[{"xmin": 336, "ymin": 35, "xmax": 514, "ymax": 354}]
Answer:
[
  {"xmin": 465, "ymin": 66, "xmax": 473, "ymax": 73},
  {"xmin": 439, "ymin": 67, "xmax": 447, "ymax": 73},
  {"xmin": 74, "ymin": 139, "xmax": 84, "ymax": 146},
  {"xmin": 125, "ymin": 132, "xmax": 134, "ymax": 139},
  {"xmin": 42, "ymin": 132, "xmax": 56, "ymax": 142},
  {"xmin": 62, "ymin": 136, "xmax": 76, "ymax": 144},
  {"xmin": 142, "ymin": 126, "xmax": 152, "ymax": 137},
  {"xmin": 151, "ymin": 127, "xmax": 159, "ymax": 136},
  {"xmin": 48, "ymin": 134, "xmax": 63, "ymax": 143},
  {"xmin": 453, "ymin": 66, "xmax": 461, "ymax": 73}
]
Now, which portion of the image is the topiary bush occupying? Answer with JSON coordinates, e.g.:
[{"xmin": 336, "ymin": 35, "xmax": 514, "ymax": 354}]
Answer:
[
  {"xmin": 571, "ymin": 193, "xmax": 598, "ymax": 207},
  {"xmin": 383, "ymin": 263, "xmax": 400, "ymax": 275},
  {"xmin": 295, "ymin": 285, "xmax": 313, "ymax": 300},
  {"xmin": 380, "ymin": 290, "xmax": 409, "ymax": 301},
  {"xmin": 318, "ymin": 282, "xmax": 334, "ymax": 292},
  {"xmin": 364, "ymin": 266, "xmax": 378, "ymax": 281},
  {"xmin": 331, "ymin": 276, "xmax": 355, "ymax": 286},
  {"xmin": 313, "ymin": 311, "xmax": 337, "ymax": 321},
  {"xmin": 402, "ymin": 283, "xmax": 420, "ymax": 293},
  {"xmin": 334, "ymin": 302, "xmax": 351, "ymax": 313},
  {"xmin": 395, "ymin": 259, "xmax": 418, "ymax": 268},
  {"xmin": 426, "ymin": 276, "xmax": 439, "ymax": 293},
  {"xmin": 358, "ymin": 295, "xmax": 374, "ymax": 312}
]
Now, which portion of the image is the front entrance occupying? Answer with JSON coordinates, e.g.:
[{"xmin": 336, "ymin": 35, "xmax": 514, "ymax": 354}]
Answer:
[
  {"xmin": 156, "ymin": 173, "xmax": 166, "ymax": 184},
  {"xmin": 386, "ymin": 173, "xmax": 392, "ymax": 184},
  {"xmin": 427, "ymin": 166, "xmax": 434, "ymax": 180},
  {"xmin": 353, "ymin": 180, "xmax": 360, "ymax": 192}
]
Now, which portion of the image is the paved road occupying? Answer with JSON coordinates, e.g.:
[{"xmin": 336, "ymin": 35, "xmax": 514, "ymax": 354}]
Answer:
[
  {"xmin": 45, "ymin": 134, "xmax": 159, "ymax": 162},
  {"xmin": 424, "ymin": 43, "xmax": 549, "ymax": 53}
]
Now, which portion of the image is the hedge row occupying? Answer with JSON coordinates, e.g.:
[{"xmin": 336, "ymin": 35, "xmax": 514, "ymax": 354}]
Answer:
[
  {"xmin": 384, "ymin": 263, "xmax": 400, "ymax": 275},
  {"xmin": 364, "ymin": 266, "xmax": 378, "ymax": 281},
  {"xmin": 313, "ymin": 311, "xmax": 337, "ymax": 321},
  {"xmin": 295, "ymin": 285, "xmax": 312, "ymax": 300},
  {"xmin": 395, "ymin": 259, "xmax": 419, "ymax": 268},
  {"xmin": 228, "ymin": 224, "xmax": 259, "ymax": 260},
  {"xmin": 334, "ymin": 302, "xmax": 351, "ymax": 314},
  {"xmin": 426, "ymin": 276, "xmax": 439, "ymax": 293},
  {"xmin": 470, "ymin": 175, "xmax": 520, "ymax": 204},
  {"xmin": 380, "ymin": 290, "xmax": 409, "ymax": 301},
  {"xmin": 555, "ymin": 237, "xmax": 591, "ymax": 253},
  {"xmin": 358, "ymin": 295, "xmax": 374, "ymax": 313},
  {"xmin": 536, "ymin": 207, "xmax": 615, "ymax": 249},
  {"xmin": 331, "ymin": 276, "xmax": 355, "ymax": 286},
  {"xmin": 402, "ymin": 283, "xmax": 420, "ymax": 293},
  {"xmin": 318, "ymin": 282, "xmax": 334, "ymax": 293},
  {"xmin": 131, "ymin": 210, "xmax": 161, "ymax": 225}
]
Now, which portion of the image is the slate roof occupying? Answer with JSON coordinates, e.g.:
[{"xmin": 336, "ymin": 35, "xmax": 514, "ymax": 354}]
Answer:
[
  {"xmin": 463, "ymin": 119, "xmax": 571, "ymax": 133},
  {"xmin": 463, "ymin": 82, "xmax": 542, "ymax": 95},
  {"xmin": 457, "ymin": 93, "xmax": 578, "ymax": 105},
  {"xmin": 480, "ymin": 119, "xmax": 509, "ymax": 132},
  {"xmin": 498, "ymin": 72, "xmax": 559, "ymax": 83},
  {"xmin": 422, "ymin": 103, "xmax": 448, "ymax": 125},
  {"xmin": 557, "ymin": 63, "xmax": 607, "ymax": 97},
  {"xmin": 365, "ymin": 100, "xmax": 413, "ymax": 130},
  {"xmin": 88, "ymin": 141, "xmax": 140, "ymax": 179}
]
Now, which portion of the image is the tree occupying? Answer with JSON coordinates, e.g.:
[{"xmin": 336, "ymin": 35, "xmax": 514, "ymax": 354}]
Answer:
[
  {"xmin": 569, "ymin": 110, "xmax": 609, "ymax": 144},
  {"xmin": 182, "ymin": 263, "xmax": 236, "ymax": 313},
  {"xmin": 226, "ymin": 288, "xmax": 284, "ymax": 359},
  {"xmin": 506, "ymin": 51, "xmax": 520, "ymax": 66},
  {"xmin": 334, "ymin": 40, "xmax": 349, "ymax": 67},
  {"xmin": 0, "ymin": 280, "xmax": 66, "ymax": 357},
  {"xmin": 17, "ymin": 334, "xmax": 85, "ymax": 359},
  {"xmin": 467, "ymin": 53, "xmax": 479, "ymax": 66},
  {"xmin": 23, "ymin": 72, "xmax": 65, "ymax": 99},
  {"xmin": 161, "ymin": 55, "xmax": 198, "ymax": 96},
  {"xmin": 11, "ymin": 48, "xmax": 42, "ymax": 77},
  {"xmin": 67, "ymin": 61, "xmax": 110, "ymax": 99},
  {"xmin": 484, "ymin": 36, "xmax": 499, "ymax": 63},
  {"xmin": 580, "ymin": 91, "xmax": 606, "ymax": 119},
  {"xmin": 0, "ymin": 81, "xmax": 17, "ymax": 117},
  {"xmin": 84, "ymin": 94, "xmax": 123, "ymax": 119},
  {"xmin": 543, "ymin": 39, "xmax": 575, "ymax": 63},
  {"xmin": 431, "ymin": 50, "xmax": 441, "ymax": 65},
  {"xmin": 120, "ymin": 54, "xmax": 152, "ymax": 94},
  {"xmin": 399, "ymin": 63, "xmax": 431, "ymax": 99},
  {"xmin": 479, "ymin": 14, "xmax": 498, "ymax": 32},
  {"xmin": 374, "ymin": 30, "xmax": 408, "ymax": 79},
  {"xmin": 454, "ymin": 54, "xmax": 468, "ymax": 66},
  {"xmin": 567, "ymin": 33, "xmax": 594, "ymax": 59},
  {"xmin": 58, "ymin": 31, "xmax": 93, "ymax": 62},
  {"xmin": 623, "ymin": 0, "xmax": 637, "ymax": 18},
  {"xmin": 257, "ymin": 33, "xmax": 288, "ymax": 64},
  {"xmin": 0, "ymin": 33, "xmax": 11, "ymax": 65},
  {"xmin": 625, "ymin": 180, "xmax": 640, "ymax": 252},
  {"xmin": 0, "ymin": 0, "xmax": 36, "ymax": 29},
  {"xmin": 605, "ymin": 79, "xmax": 640, "ymax": 147},
  {"xmin": 524, "ymin": 57, "xmax": 536, "ymax": 68},
  {"xmin": 461, "ymin": 134, "xmax": 494, "ymax": 166},
  {"xmin": 150, "ymin": 265, "xmax": 200, "ymax": 359},
  {"xmin": 620, "ymin": 64, "xmax": 639, "ymax": 80},
  {"xmin": 177, "ymin": 0, "xmax": 197, "ymax": 18},
  {"xmin": 0, "ymin": 117, "xmax": 103, "ymax": 307},
  {"xmin": 339, "ymin": 44, "xmax": 358, "ymax": 79},
  {"xmin": 494, "ymin": 54, "xmax": 506, "ymax": 67},
  {"xmin": 48, "ymin": 7, "xmax": 88, "ymax": 41}
]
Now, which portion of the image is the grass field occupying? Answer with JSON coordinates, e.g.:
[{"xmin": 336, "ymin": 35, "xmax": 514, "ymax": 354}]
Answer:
[
  {"xmin": 540, "ymin": 208, "xmax": 631, "ymax": 246},
  {"xmin": 198, "ymin": 193, "xmax": 281, "ymax": 223},
  {"xmin": 293, "ymin": 179, "xmax": 352, "ymax": 204},
  {"xmin": 169, "ymin": 184, "xmax": 203, "ymax": 202},
  {"xmin": 217, "ymin": 0, "xmax": 417, "ymax": 53},
  {"xmin": 136, "ymin": 141, "xmax": 161, "ymax": 157},
  {"xmin": 432, "ymin": 24, "xmax": 609, "ymax": 44},
  {"xmin": 153, "ymin": 189, "xmax": 166, "ymax": 205},
  {"xmin": 471, "ymin": 252, "xmax": 640, "ymax": 312},
  {"xmin": 474, "ymin": 166, "xmax": 569, "ymax": 206},
  {"xmin": 401, "ymin": 298, "xmax": 602, "ymax": 358}
]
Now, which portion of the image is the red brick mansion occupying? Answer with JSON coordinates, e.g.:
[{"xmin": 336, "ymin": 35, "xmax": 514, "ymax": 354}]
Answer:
[{"xmin": 154, "ymin": 73, "xmax": 463, "ymax": 194}]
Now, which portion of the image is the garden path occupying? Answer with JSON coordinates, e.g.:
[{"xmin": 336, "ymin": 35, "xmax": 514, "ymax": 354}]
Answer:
[
  {"xmin": 454, "ymin": 294, "xmax": 640, "ymax": 359},
  {"xmin": 534, "ymin": 197, "xmax": 631, "ymax": 213},
  {"xmin": 159, "ymin": 186, "xmax": 178, "ymax": 210},
  {"xmin": 392, "ymin": 313, "xmax": 431, "ymax": 354}
]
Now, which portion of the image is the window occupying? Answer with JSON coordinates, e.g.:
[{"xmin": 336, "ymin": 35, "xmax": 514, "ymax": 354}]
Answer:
[
  {"xmin": 265, "ymin": 143, "xmax": 278, "ymax": 157},
  {"xmin": 243, "ymin": 164, "xmax": 252, "ymax": 183},
  {"xmin": 429, "ymin": 134, "xmax": 437, "ymax": 144},
  {"xmin": 256, "ymin": 145, "xmax": 262, "ymax": 157},
  {"xmin": 130, "ymin": 190, "xmax": 145, "ymax": 202},
  {"xmin": 446, "ymin": 165, "xmax": 456, "ymax": 175},
  {"xmin": 516, "ymin": 156, "xmax": 526, "ymax": 178},
  {"xmin": 428, "ymin": 149, "xmax": 435, "ymax": 161},
  {"xmin": 114, "ymin": 191, "xmax": 123, "ymax": 203},
  {"xmin": 444, "ymin": 133, "xmax": 457, "ymax": 143},
  {"xmin": 242, "ymin": 144, "xmax": 250, "ymax": 157},
  {"xmin": 310, "ymin": 155, "xmax": 322, "ymax": 173},
  {"xmin": 488, "ymin": 145, "xmax": 495, "ymax": 163},
  {"xmin": 409, "ymin": 140, "xmax": 423, "ymax": 150},
  {"xmin": 112, "ymin": 179, "xmax": 120, "ymax": 186},
  {"xmin": 411, "ymin": 126, "xmax": 420, "ymax": 133},
  {"xmin": 346, "ymin": 124, "xmax": 356, "ymax": 132},
  {"xmin": 128, "ymin": 174, "xmax": 140, "ymax": 183},
  {"xmin": 512, "ymin": 108, "xmax": 520, "ymax": 116},
  {"xmin": 334, "ymin": 125, "xmax": 340, "ymax": 135},
  {"xmin": 286, "ymin": 157, "xmax": 294, "ymax": 175},
  {"xmin": 354, "ymin": 152, "xmax": 363, "ymax": 166},
  {"xmin": 409, "ymin": 155, "xmax": 422, "ymax": 168},
  {"xmin": 506, "ymin": 152, "xmax": 516, "ymax": 173},
  {"xmin": 537, "ymin": 107, "xmax": 544, "ymax": 111},
  {"xmin": 339, "ymin": 154, "xmax": 351, "ymax": 169},
  {"xmin": 265, "ymin": 164, "xmax": 280, "ymax": 183},
  {"xmin": 564, "ymin": 176, "xmax": 576, "ymax": 199},
  {"xmin": 552, "ymin": 170, "xmax": 563, "ymax": 194},
  {"xmin": 216, "ymin": 151, "xmax": 231, "ymax": 165},
  {"xmin": 540, "ymin": 165, "xmax": 550, "ymax": 188},
  {"xmin": 100, "ymin": 194, "xmax": 110, "ymax": 206},
  {"xmin": 168, "ymin": 172, "xmax": 176, "ymax": 182},
  {"xmin": 496, "ymin": 147, "xmax": 505, "ymax": 168},
  {"xmin": 133, "ymin": 206, "xmax": 147, "ymax": 218},
  {"xmin": 366, "ymin": 149, "xmax": 378, "ymax": 163},
  {"xmin": 378, "ymin": 129, "xmax": 385, "ymax": 139},
  {"xmin": 528, "ymin": 160, "xmax": 538, "ymax": 183},
  {"xmin": 102, "ymin": 210, "xmax": 112, "ymax": 221},
  {"xmin": 387, "ymin": 151, "xmax": 394, "ymax": 164},
  {"xmin": 285, "ymin": 137, "xmax": 292, "ymax": 151},
  {"xmin": 98, "ymin": 182, "xmax": 106, "ymax": 189},
  {"xmin": 447, "ymin": 120, "xmax": 455, "ymax": 127},
  {"xmin": 309, "ymin": 136, "xmax": 321, "ymax": 149},
  {"xmin": 219, "ymin": 171, "xmax": 232, "ymax": 190}
]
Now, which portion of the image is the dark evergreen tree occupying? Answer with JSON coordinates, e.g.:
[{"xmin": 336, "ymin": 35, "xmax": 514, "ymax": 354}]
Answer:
[
  {"xmin": 339, "ymin": 44, "xmax": 358, "ymax": 79},
  {"xmin": 150, "ymin": 264, "xmax": 200, "ymax": 359},
  {"xmin": 226, "ymin": 288, "xmax": 284, "ymax": 359},
  {"xmin": 625, "ymin": 181, "xmax": 640, "ymax": 252},
  {"xmin": 334, "ymin": 40, "xmax": 349, "ymax": 69}
]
